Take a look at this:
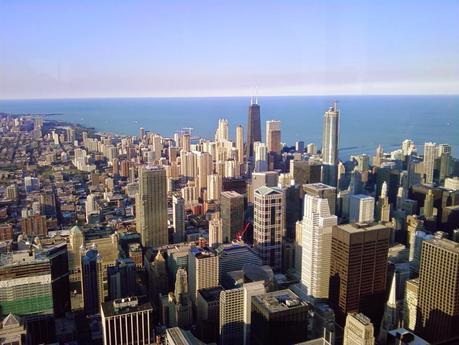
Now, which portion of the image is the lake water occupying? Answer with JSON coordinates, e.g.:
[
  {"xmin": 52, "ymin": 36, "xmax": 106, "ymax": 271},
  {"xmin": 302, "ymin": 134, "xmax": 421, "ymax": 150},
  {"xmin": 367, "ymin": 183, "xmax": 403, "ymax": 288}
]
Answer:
[{"xmin": 1, "ymin": 95, "xmax": 458, "ymax": 159}]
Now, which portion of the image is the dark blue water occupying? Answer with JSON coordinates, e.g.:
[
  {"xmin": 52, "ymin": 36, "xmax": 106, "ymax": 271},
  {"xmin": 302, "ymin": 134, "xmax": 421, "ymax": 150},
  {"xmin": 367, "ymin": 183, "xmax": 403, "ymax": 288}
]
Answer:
[{"xmin": 1, "ymin": 96, "xmax": 458, "ymax": 159}]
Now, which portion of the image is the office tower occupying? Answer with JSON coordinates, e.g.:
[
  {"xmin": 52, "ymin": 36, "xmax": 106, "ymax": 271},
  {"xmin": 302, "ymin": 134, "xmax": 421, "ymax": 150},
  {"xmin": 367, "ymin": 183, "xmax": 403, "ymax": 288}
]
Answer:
[
  {"xmin": 180, "ymin": 150, "xmax": 198, "ymax": 179},
  {"xmin": 107, "ymin": 258, "xmax": 136, "ymax": 301},
  {"xmin": 285, "ymin": 185, "xmax": 302, "ymax": 240},
  {"xmin": 304, "ymin": 183, "xmax": 337, "ymax": 215},
  {"xmin": 197, "ymin": 152, "xmax": 212, "ymax": 191},
  {"xmin": 24, "ymin": 176, "xmax": 40, "ymax": 193},
  {"xmin": 423, "ymin": 142, "xmax": 436, "ymax": 185},
  {"xmin": 139, "ymin": 127, "xmax": 145, "ymax": 139},
  {"xmin": 208, "ymin": 217, "xmax": 223, "ymax": 247},
  {"xmin": 172, "ymin": 195, "xmax": 186, "ymax": 243},
  {"xmin": 322, "ymin": 102, "xmax": 340, "ymax": 187},
  {"xmin": 81, "ymin": 248, "xmax": 104, "ymax": 315},
  {"xmin": 220, "ymin": 191, "xmax": 244, "ymax": 242},
  {"xmin": 351, "ymin": 154, "xmax": 370, "ymax": 172},
  {"xmin": 245, "ymin": 98, "xmax": 261, "ymax": 161},
  {"xmin": 166, "ymin": 327, "xmax": 208, "ymax": 345},
  {"xmin": 236, "ymin": 125, "xmax": 244, "ymax": 164},
  {"xmin": 376, "ymin": 182, "xmax": 391, "ymax": 222},
  {"xmin": 329, "ymin": 223, "xmax": 390, "ymax": 326},
  {"xmin": 0, "ymin": 252, "xmax": 53, "ymax": 317},
  {"xmin": 404, "ymin": 278, "xmax": 419, "ymax": 331},
  {"xmin": 136, "ymin": 166, "xmax": 168, "ymax": 248},
  {"xmin": 301, "ymin": 194, "xmax": 337, "ymax": 298},
  {"xmin": 307, "ymin": 143, "xmax": 317, "ymax": 155},
  {"xmin": 254, "ymin": 142, "xmax": 268, "ymax": 172},
  {"xmin": 253, "ymin": 186, "xmax": 284, "ymax": 272},
  {"xmin": 101, "ymin": 297, "xmax": 154, "ymax": 345},
  {"xmin": 216, "ymin": 243, "xmax": 263, "ymax": 287},
  {"xmin": 343, "ymin": 313, "xmax": 375, "ymax": 345},
  {"xmin": 220, "ymin": 287, "xmax": 245, "ymax": 345},
  {"xmin": 266, "ymin": 120, "xmax": 281, "ymax": 154},
  {"xmin": 0, "ymin": 314, "xmax": 26, "ymax": 344},
  {"xmin": 415, "ymin": 238, "xmax": 459, "ymax": 343},
  {"xmin": 85, "ymin": 193, "xmax": 97, "ymax": 223},
  {"xmin": 291, "ymin": 160, "xmax": 322, "ymax": 185},
  {"xmin": 296, "ymin": 141, "xmax": 305, "ymax": 152},
  {"xmin": 349, "ymin": 194, "xmax": 375, "ymax": 223},
  {"xmin": 251, "ymin": 289, "xmax": 309, "ymax": 345},
  {"xmin": 188, "ymin": 248, "xmax": 219, "ymax": 305},
  {"xmin": 207, "ymin": 174, "xmax": 222, "ymax": 201}
]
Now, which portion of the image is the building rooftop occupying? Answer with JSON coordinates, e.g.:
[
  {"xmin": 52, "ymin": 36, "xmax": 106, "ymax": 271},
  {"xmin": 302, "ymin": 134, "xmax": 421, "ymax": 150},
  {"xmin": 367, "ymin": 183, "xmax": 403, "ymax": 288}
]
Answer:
[
  {"xmin": 349, "ymin": 312, "xmax": 372, "ymax": 326},
  {"xmin": 198, "ymin": 286, "xmax": 224, "ymax": 302},
  {"xmin": 101, "ymin": 296, "xmax": 153, "ymax": 318},
  {"xmin": 337, "ymin": 222, "xmax": 387, "ymax": 234},
  {"xmin": 166, "ymin": 327, "xmax": 207, "ymax": 345},
  {"xmin": 220, "ymin": 191, "xmax": 243, "ymax": 198},
  {"xmin": 304, "ymin": 183, "xmax": 335, "ymax": 191},
  {"xmin": 252, "ymin": 289, "xmax": 307, "ymax": 314},
  {"xmin": 254, "ymin": 186, "xmax": 282, "ymax": 196},
  {"xmin": 426, "ymin": 238, "xmax": 459, "ymax": 254}
]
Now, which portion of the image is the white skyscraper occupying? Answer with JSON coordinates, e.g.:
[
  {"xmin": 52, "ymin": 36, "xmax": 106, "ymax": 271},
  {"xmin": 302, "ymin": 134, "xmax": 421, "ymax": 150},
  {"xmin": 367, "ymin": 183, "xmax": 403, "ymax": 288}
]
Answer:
[
  {"xmin": 207, "ymin": 174, "xmax": 222, "ymax": 201},
  {"xmin": 423, "ymin": 142, "xmax": 437, "ymax": 185},
  {"xmin": 349, "ymin": 194, "xmax": 375, "ymax": 223},
  {"xmin": 301, "ymin": 194, "xmax": 337, "ymax": 298},
  {"xmin": 253, "ymin": 141, "xmax": 268, "ymax": 172},
  {"xmin": 216, "ymin": 118, "xmax": 229, "ymax": 142},
  {"xmin": 85, "ymin": 193, "xmax": 97, "ymax": 223},
  {"xmin": 322, "ymin": 103, "xmax": 340, "ymax": 187},
  {"xmin": 236, "ymin": 125, "xmax": 244, "ymax": 164}
]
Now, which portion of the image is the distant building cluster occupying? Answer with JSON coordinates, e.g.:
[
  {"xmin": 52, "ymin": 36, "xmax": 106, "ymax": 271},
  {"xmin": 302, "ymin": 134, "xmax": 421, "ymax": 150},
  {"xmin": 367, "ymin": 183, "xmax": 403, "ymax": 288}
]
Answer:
[{"xmin": 0, "ymin": 99, "xmax": 458, "ymax": 344}]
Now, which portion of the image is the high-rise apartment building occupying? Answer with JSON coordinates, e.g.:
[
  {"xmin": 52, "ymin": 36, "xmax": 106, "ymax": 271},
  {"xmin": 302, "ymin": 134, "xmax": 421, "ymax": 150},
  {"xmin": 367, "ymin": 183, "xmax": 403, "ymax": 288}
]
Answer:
[
  {"xmin": 329, "ymin": 223, "xmax": 390, "ymax": 326},
  {"xmin": 236, "ymin": 125, "xmax": 244, "ymax": 164},
  {"xmin": 423, "ymin": 142, "xmax": 437, "ymax": 185},
  {"xmin": 415, "ymin": 238, "xmax": 459, "ymax": 343},
  {"xmin": 321, "ymin": 102, "xmax": 340, "ymax": 187},
  {"xmin": 301, "ymin": 194, "xmax": 337, "ymax": 299},
  {"xmin": 254, "ymin": 142, "xmax": 268, "ymax": 172},
  {"xmin": 136, "ymin": 166, "xmax": 168, "ymax": 248},
  {"xmin": 207, "ymin": 174, "xmax": 222, "ymax": 201},
  {"xmin": 343, "ymin": 313, "xmax": 375, "ymax": 345},
  {"xmin": 253, "ymin": 186, "xmax": 284, "ymax": 272},
  {"xmin": 220, "ymin": 191, "xmax": 244, "ymax": 243},
  {"xmin": 245, "ymin": 99, "xmax": 261, "ymax": 161}
]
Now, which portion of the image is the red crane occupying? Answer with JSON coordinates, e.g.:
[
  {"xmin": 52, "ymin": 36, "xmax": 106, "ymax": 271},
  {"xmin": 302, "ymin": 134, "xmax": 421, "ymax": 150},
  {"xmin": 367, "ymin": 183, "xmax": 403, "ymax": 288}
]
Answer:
[{"xmin": 235, "ymin": 223, "xmax": 251, "ymax": 241}]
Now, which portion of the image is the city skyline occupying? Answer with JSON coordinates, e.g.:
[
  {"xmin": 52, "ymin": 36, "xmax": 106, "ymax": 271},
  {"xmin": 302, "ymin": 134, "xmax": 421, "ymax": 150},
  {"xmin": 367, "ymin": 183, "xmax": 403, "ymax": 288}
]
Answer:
[{"xmin": 1, "ymin": 0, "xmax": 459, "ymax": 99}]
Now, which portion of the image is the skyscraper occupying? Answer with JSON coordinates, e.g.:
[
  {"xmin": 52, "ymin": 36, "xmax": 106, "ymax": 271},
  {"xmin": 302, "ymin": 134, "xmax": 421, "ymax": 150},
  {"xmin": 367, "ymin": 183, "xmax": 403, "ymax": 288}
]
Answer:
[
  {"xmin": 107, "ymin": 258, "xmax": 136, "ymax": 301},
  {"xmin": 266, "ymin": 120, "xmax": 281, "ymax": 154},
  {"xmin": 301, "ymin": 194, "xmax": 337, "ymax": 299},
  {"xmin": 415, "ymin": 238, "xmax": 459, "ymax": 343},
  {"xmin": 136, "ymin": 166, "xmax": 168, "ymax": 248},
  {"xmin": 423, "ymin": 142, "xmax": 437, "ymax": 185},
  {"xmin": 304, "ymin": 183, "xmax": 337, "ymax": 215},
  {"xmin": 219, "ymin": 287, "xmax": 245, "ymax": 345},
  {"xmin": 343, "ymin": 313, "xmax": 375, "ymax": 345},
  {"xmin": 81, "ymin": 248, "xmax": 104, "ymax": 315},
  {"xmin": 253, "ymin": 142, "xmax": 268, "ymax": 172},
  {"xmin": 188, "ymin": 248, "xmax": 219, "ymax": 305},
  {"xmin": 172, "ymin": 195, "xmax": 185, "ymax": 243},
  {"xmin": 321, "ymin": 102, "xmax": 340, "ymax": 187},
  {"xmin": 236, "ymin": 125, "xmax": 244, "ymax": 164},
  {"xmin": 245, "ymin": 98, "xmax": 261, "ymax": 162},
  {"xmin": 220, "ymin": 191, "xmax": 245, "ymax": 243},
  {"xmin": 253, "ymin": 186, "xmax": 284, "ymax": 272},
  {"xmin": 329, "ymin": 223, "xmax": 390, "ymax": 326},
  {"xmin": 349, "ymin": 194, "xmax": 375, "ymax": 224}
]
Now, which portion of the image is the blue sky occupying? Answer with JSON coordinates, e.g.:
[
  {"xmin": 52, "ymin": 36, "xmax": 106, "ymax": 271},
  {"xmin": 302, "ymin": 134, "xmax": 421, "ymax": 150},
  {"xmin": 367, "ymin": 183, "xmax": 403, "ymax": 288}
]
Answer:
[{"xmin": 1, "ymin": 0, "xmax": 458, "ymax": 99}]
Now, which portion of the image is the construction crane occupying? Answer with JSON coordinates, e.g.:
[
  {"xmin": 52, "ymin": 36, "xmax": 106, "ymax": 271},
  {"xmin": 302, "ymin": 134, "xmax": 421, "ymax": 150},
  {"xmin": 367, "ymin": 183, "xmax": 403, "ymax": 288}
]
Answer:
[{"xmin": 235, "ymin": 223, "xmax": 251, "ymax": 241}]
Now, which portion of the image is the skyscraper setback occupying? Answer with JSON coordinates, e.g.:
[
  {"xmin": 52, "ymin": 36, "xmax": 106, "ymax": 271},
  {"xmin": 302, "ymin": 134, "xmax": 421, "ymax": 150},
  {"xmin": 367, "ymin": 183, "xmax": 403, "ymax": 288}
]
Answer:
[
  {"xmin": 322, "ymin": 102, "xmax": 340, "ymax": 187},
  {"xmin": 245, "ymin": 98, "xmax": 261, "ymax": 162}
]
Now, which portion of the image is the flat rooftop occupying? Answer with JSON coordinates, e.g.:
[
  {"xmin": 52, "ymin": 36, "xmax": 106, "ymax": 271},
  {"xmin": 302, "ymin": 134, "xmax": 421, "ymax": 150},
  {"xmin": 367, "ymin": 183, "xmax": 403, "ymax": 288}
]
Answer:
[
  {"xmin": 198, "ymin": 286, "xmax": 224, "ymax": 302},
  {"xmin": 337, "ymin": 222, "xmax": 387, "ymax": 234},
  {"xmin": 426, "ymin": 238, "xmax": 459, "ymax": 254},
  {"xmin": 252, "ymin": 289, "xmax": 308, "ymax": 313}
]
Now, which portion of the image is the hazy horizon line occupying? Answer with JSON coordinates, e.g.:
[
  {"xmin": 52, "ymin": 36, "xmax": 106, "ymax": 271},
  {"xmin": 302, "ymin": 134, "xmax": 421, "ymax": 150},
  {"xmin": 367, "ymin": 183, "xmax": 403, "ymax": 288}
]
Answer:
[{"xmin": 2, "ymin": 93, "xmax": 459, "ymax": 102}]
